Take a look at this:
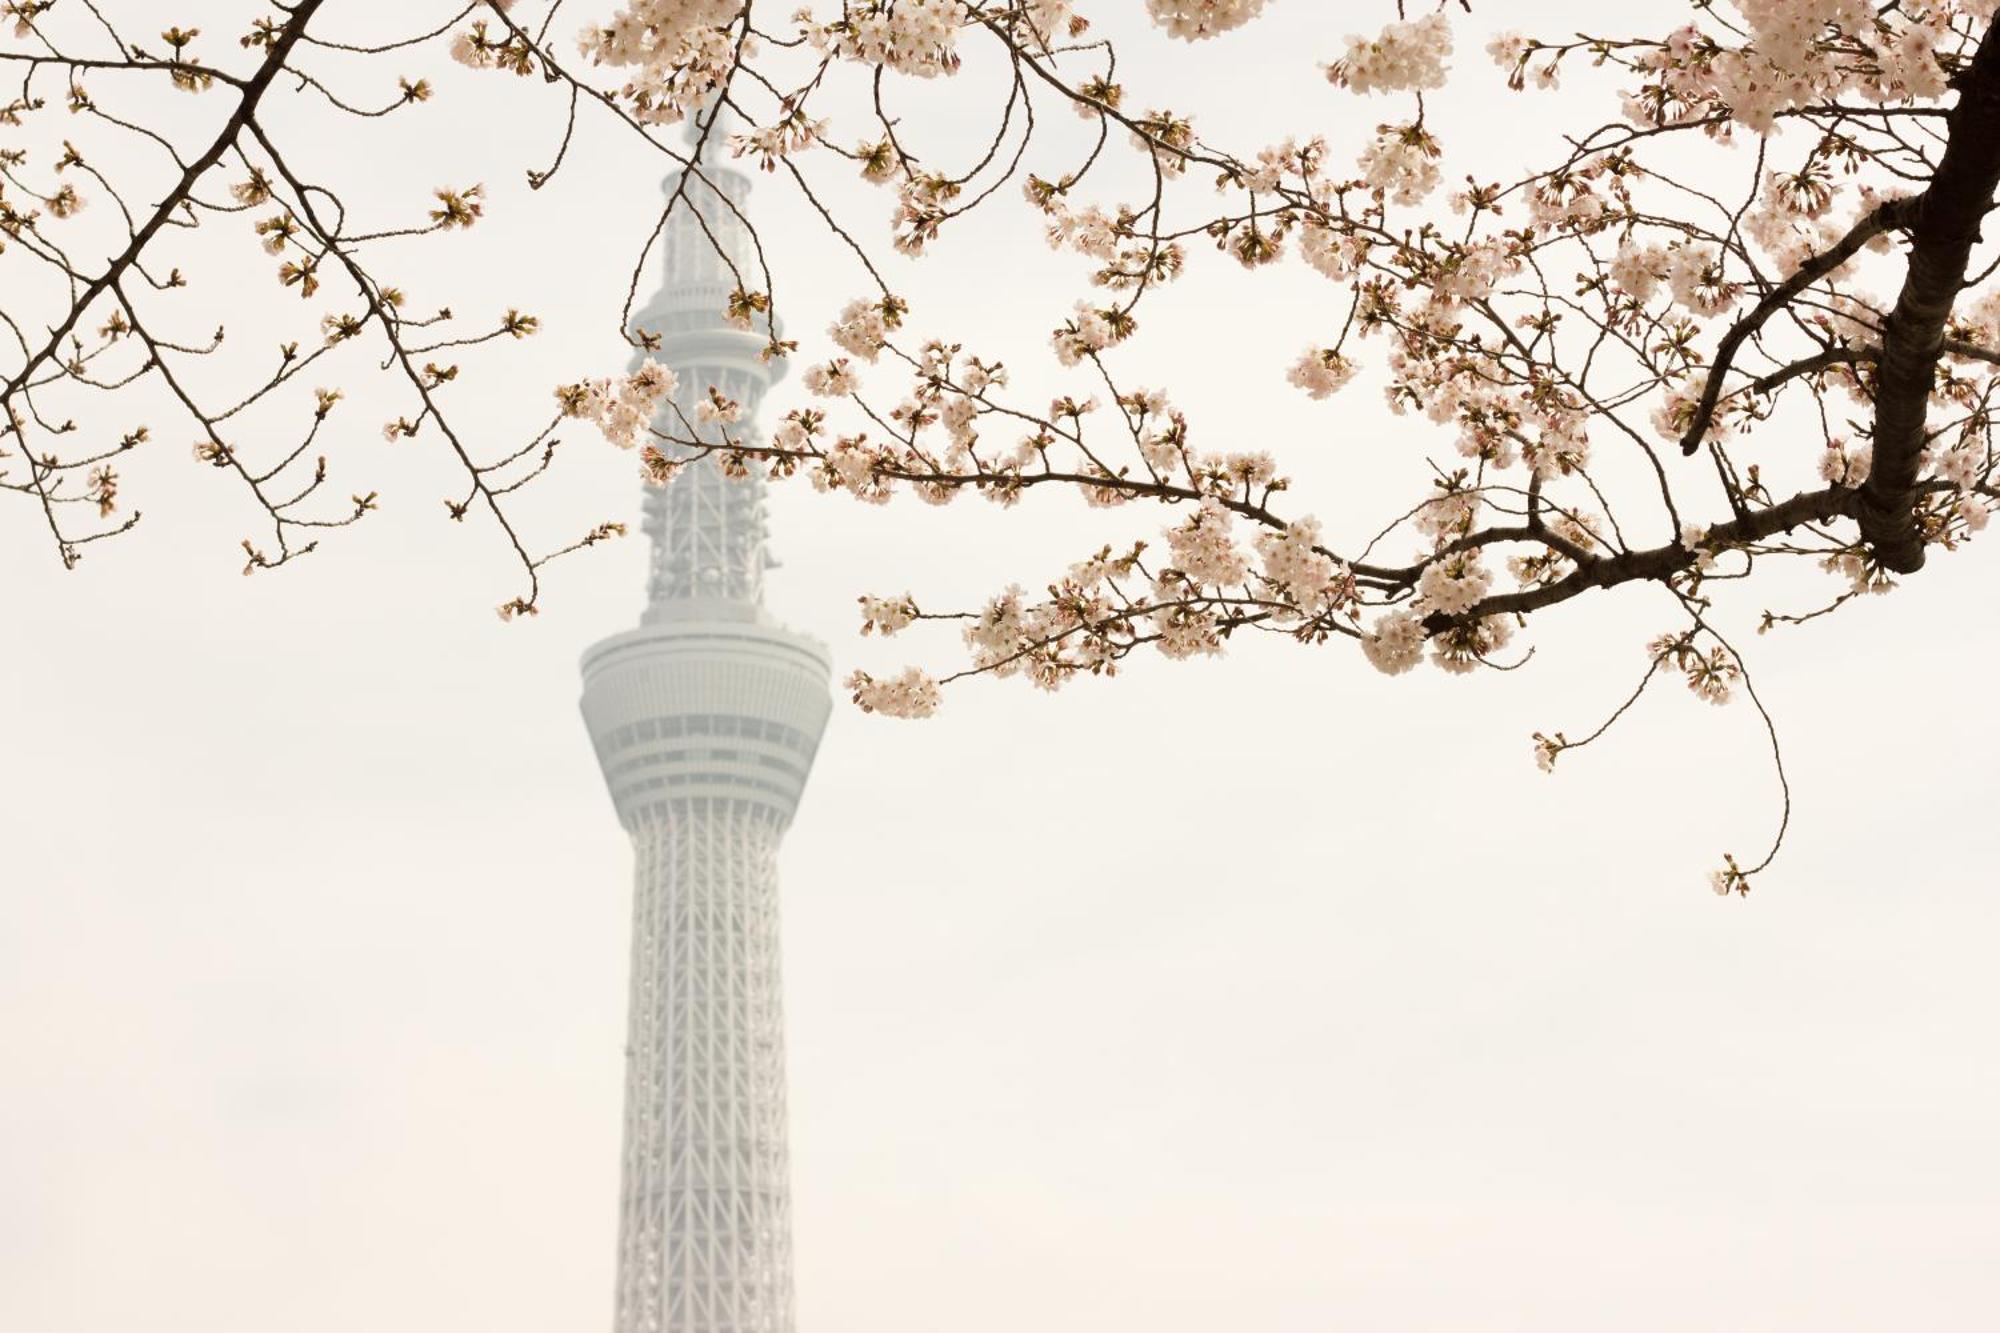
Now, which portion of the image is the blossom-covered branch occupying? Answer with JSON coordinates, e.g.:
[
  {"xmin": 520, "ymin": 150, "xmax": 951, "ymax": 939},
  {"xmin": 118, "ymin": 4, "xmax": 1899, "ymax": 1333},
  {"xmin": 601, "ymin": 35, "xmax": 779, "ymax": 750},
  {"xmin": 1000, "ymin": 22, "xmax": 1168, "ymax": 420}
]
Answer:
[{"xmin": 12, "ymin": 0, "xmax": 2000, "ymax": 892}]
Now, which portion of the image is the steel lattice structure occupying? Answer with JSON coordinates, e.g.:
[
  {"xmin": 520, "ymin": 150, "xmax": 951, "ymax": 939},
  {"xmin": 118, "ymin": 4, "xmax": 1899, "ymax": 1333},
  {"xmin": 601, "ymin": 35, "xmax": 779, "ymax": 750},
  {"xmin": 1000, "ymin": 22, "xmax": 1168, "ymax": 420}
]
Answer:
[{"xmin": 580, "ymin": 131, "xmax": 830, "ymax": 1333}]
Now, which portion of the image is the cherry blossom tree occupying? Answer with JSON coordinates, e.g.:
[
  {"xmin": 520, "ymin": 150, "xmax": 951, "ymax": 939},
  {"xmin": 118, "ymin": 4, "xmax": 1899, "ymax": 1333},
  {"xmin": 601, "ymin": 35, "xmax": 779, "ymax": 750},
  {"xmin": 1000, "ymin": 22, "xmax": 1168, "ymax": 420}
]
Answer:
[{"xmin": 9, "ymin": 0, "xmax": 2000, "ymax": 892}]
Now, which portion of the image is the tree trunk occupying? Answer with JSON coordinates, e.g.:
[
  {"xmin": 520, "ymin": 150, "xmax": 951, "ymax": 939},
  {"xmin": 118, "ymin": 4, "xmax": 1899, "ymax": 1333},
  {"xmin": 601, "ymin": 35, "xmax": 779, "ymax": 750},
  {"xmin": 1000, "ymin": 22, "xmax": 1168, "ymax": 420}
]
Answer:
[{"xmin": 1860, "ymin": 20, "xmax": 2000, "ymax": 573}]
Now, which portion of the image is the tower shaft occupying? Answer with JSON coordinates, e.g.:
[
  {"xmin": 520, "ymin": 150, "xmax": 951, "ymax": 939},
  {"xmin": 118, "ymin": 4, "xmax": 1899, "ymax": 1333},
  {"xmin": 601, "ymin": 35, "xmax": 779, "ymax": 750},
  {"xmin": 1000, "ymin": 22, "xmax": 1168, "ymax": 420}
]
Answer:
[
  {"xmin": 586, "ymin": 623, "xmax": 829, "ymax": 1333},
  {"xmin": 614, "ymin": 804, "xmax": 792, "ymax": 1333}
]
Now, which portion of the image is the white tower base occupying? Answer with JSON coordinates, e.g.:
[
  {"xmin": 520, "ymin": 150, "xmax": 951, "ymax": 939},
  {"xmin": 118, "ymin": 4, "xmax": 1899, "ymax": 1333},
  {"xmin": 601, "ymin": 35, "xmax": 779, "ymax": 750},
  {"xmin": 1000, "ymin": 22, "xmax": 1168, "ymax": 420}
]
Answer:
[{"xmin": 583, "ymin": 618, "xmax": 831, "ymax": 1333}]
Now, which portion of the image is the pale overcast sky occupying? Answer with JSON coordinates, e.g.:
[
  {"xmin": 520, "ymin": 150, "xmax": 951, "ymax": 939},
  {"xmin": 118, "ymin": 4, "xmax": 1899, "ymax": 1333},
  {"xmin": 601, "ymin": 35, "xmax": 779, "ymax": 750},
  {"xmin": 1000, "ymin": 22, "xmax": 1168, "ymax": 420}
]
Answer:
[{"xmin": 5, "ymin": 3, "xmax": 1997, "ymax": 1330}]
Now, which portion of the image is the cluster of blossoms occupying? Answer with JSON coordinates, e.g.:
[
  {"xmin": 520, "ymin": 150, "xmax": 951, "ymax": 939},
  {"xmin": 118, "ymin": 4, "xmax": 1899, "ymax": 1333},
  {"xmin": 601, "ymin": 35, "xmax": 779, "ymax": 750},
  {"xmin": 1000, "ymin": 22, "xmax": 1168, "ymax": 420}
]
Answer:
[
  {"xmin": 1357, "ymin": 121, "xmax": 1442, "ymax": 205},
  {"xmin": 1051, "ymin": 303, "xmax": 1119, "ymax": 367},
  {"xmin": 829, "ymin": 297, "xmax": 900, "ymax": 363},
  {"xmin": 1299, "ymin": 221, "xmax": 1372, "ymax": 281},
  {"xmin": 1029, "ymin": 180, "xmax": 1188, "ymax": 293},
  {"xmin": 799, "ymin": 1, "xmax": 967, "ymax": 79},
  {"xmin": 1923, "ymin": 432, "xmax": 1994, "ymax": 536},
  {"xmin": 574, "ymin": 0, "xmax": 746, "ymax": 127},
  {"xmin": 1287, "ymin": 348, "xmax": 1357, "ymax": 400},
  {"xmin": 1143, "ymin": 0, "xmax": 1269, "ymax": 42},
  {"xmin": 1360, "ymin": 610, "xmax": 1426, "ymax": 676},
  {"xmin": 1042, "ymin": 201, "xmax": 1124, "ymax": 261},
  {"xmin": 1651, "ymin": 632, "xmax": 1742, "ymax": 706},
  {"xmin": 962, "ymin": 585, "xmax": 1060, "ymax": 677},
  {"xmin": 1662, "ymin": 244, "xmax": 1738, "ymax": 319},
  {"xmin": 1164, "ymin": 499, "xmax": 1249, "ymax": 587},
  {"xmin": 802, "ymin": 360, "xmax": 860, "ymax": 398},
  {"xmin": 1252, "ymin": 516, "xmax": 1355, "ymax": 621},
  {"xmin": 1327, "ymin": 13, "xmax": 1452, "ymax": 94},
  {"xmin": 1607, "ymin": 241, "xmax": 1669, "ymax": 304},
  {"xmin": 558, "ymin": 359, "xmax": 678, "ymax": 449},
  {"xmin": 1414, "ymin": 552, "xmax": 1493, "ymax": 617},
  {"xmin": 846, "ymin": 666, "xmax": 941, "ymax": 717},
  {"xmin": 1744, "ymin": 165, "xmax": 1853, "ymax": 271},
  {"xmin": 1606, "ymin": 2, "xmax": 2000, "ymax": 134},
  {"xmin": 1487, "ymin": 31, "xmax": 1560, "ymax": 90},
  {"xmin": 1429, "ymin": 612, "xmax": 1515, "ymax": 675},
  {"xmin": 859, "ymin": 593, "xmax": 919, "ymax": 635},
  {"xmin": 810, "ymin": 432, "xmax": 897, "ymax": 505}
]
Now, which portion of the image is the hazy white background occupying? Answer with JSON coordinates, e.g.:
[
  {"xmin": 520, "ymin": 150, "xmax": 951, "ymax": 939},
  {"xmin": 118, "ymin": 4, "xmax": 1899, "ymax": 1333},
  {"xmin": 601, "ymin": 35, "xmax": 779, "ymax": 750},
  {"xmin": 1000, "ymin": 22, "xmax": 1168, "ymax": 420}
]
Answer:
[{"xmin": 4, "ymin": 3, "xmax": 1997, "ymax": 1329}]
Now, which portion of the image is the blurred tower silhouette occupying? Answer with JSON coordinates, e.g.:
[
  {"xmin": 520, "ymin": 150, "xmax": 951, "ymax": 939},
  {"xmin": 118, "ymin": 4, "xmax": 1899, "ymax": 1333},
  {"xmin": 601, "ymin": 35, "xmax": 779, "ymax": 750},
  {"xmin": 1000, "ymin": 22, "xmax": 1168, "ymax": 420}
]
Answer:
[{"xmin": 579, "ymin": 118, "xmax": 830, "ymax": 1333}]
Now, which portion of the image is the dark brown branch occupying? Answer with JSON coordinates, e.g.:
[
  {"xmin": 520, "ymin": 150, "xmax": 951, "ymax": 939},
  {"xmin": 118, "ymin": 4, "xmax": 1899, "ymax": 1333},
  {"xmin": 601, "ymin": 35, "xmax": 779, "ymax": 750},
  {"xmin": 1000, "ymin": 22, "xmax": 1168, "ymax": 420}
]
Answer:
[
  {"xmin": 1859, "ymin": 19, "xmax": 2000, "ymax": 573},
  {"xmin": 1, "ymin": 6, "xmax": 319, "ymax": 404},
  {"xmin": 1426, "ymin": 483, "xmax": 1860, "ymax": 631},
  {"xmin": 1747, "ymin": 345, "xmax": 1874, "ymax": 395},
  {"xmin": 2, "ymin": 0, "xmax": 324, "ymax": 560},
  {"xmin": 1677, "ymin": 198, "xmax": 1915, "ymax": 456}
]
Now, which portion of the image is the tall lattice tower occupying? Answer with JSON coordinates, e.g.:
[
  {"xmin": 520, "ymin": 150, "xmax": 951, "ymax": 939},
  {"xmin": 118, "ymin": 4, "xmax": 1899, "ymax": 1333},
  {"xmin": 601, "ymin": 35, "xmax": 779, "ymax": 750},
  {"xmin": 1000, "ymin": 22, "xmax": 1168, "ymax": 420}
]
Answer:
[{"xmin": 580, "ymin": 131, "xmax": 831, "ymax": 1333}]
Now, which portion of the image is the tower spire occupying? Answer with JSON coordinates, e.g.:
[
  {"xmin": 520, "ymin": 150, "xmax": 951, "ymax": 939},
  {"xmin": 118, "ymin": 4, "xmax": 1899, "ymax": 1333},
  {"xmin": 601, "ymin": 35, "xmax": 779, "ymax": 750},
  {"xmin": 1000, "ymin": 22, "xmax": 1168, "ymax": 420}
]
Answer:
[{"xmin": 634, "ymin": 114, "xmax": 784, "ymax": 620}]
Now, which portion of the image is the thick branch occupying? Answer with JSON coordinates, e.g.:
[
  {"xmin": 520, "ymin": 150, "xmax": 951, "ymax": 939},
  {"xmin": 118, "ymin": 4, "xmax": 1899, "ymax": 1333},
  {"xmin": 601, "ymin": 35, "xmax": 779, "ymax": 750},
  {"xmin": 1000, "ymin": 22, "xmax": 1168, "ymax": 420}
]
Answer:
[
  {"xmin": 1859, "ymin": 19, "xmax": 2000, "ymax": 573},
  {"xmin": 1424, "ymin": 483, "xmax": 1859, "ymax": 631}
]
